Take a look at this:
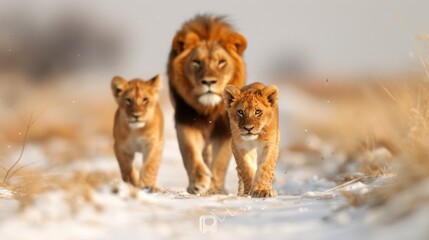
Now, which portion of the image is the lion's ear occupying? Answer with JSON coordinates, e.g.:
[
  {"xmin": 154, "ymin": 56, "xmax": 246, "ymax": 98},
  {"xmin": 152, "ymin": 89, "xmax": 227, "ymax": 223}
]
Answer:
[
  {"xmin": 261, "ymin": 85, "xmax": 279, "ymax": 107},
  {"xmin": 148, "ymin": 74, "xmax": 162, "ymax": 91},
  {"xmin": 172, "ymin": 32, "xmax": 200, "ymax": 54},
  {"xmin": 111, "ymin": 76, "xmax": 128, "ymax": 98},
  {"xmin": 223, "ymin": 85, "xmax": 241, "ymax": 108},
  {"xmin": 224, "ymin": 33, "xmax": 247, "ymax": 55}
]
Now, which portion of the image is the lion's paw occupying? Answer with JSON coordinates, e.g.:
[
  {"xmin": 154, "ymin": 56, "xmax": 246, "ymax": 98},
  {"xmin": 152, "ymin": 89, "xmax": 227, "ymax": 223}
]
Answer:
[
  {"xmin": 206, "ymin": 187, "xmax": 228, "ymax": 195},
  {"xmin": 187, "ymin": 176, "xmax": 211, "ymax": 195}
]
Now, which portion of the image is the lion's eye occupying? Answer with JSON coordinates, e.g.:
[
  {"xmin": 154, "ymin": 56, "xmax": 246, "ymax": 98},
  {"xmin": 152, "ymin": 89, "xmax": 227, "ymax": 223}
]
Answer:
[
  {"xmin": 218, "ymin": 59, "xmax": 226, "ymax": 68},
  {"xmin": 126, "ymin": 98, "xmax": 132, "ymax": 105},
  {"xmin": 237, "ymin": 110, "xmax": 244, "ymax": 117},
  {"xmin": 192, "ymin": 60, "xmax": 201, "ymax": 68},
  {"xmin": 143, "ymin": 97, "xmax": 149, "ymax": 104},
  {"xmin": 255, "ymin": 110, "xmax": 262, "ymax": 116}
]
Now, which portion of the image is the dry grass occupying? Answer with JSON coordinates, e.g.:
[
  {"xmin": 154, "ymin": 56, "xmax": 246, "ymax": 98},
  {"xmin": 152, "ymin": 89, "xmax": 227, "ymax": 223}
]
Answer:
[
  {"xmin": 0, "ymin": 76, "xmax": 116, "ymax": 165},
  {"xmin": 0, "ymin": 75, "xmax": 120, "ymax": 212},
  {"xmin": 286, "ymin": 35, "xmax": 429, "ymax": 219},
  {"xmin": 358, "ymin": 35, "xmax": 429, "ymax": 214}
]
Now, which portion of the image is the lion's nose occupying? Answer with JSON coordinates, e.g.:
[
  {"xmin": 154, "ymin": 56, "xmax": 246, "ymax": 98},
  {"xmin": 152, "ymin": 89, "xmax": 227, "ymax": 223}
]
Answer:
[
  {"xmin": 243, "ymin": 125, "xmax": 254, "ymax": 132},
  {"xmin": 132, "ymin": 113, "xmax": 142, "ymax": 119},
  {"xmin": 201, "ymin": 79, "xmax": 217, "ymax": 86}
]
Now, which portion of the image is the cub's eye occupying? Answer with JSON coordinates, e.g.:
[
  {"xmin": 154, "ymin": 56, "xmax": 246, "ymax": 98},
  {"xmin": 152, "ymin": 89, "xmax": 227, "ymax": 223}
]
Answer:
[
  {"xmin": 192, "ymin": 60, "xmax": 201, "ymax": 68},
  {"xmin": 143, "ymin": 97, "xmax": 149, "ymax": 104},
  {"xmin": 218, "ymin": 59, "xmax": 226, "ymax": 68},
  {"xmin": 255, "ymin": 109, "xmax": 262, "ymax": 116},
  {"xmin": 126, "ymin": 98, "xmax": 132, "ymax": 105},
  {"xmin": 237, "ymin": 110, "xmax": 244, "ymax": 117}
]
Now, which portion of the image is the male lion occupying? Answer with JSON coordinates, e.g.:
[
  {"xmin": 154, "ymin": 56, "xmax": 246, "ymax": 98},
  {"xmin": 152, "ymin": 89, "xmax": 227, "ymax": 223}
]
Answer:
[
  {"xmin": 167, "ymin": 15, "xmax": 247, "ymax": 194},
  {"xmin": 223, "ymin": 82, "xmax": 280, "ymax": 198},
  {"xmin": 111, "ymin": 75, "xmax": 163, "ymax": 191}
]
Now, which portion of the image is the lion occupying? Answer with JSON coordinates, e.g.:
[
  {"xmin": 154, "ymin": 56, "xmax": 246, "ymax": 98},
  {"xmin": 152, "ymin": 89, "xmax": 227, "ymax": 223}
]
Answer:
[
  {"xmin": 167, "ymin": 14, "xmax": 247, "ymax": 194},
  {"xmin": 223, "ymin": 82, "xmax": 280, "ymax": 198},
  {"xmin": 111, "ymin": 75, "xmax": 163, "ymax": 191}
]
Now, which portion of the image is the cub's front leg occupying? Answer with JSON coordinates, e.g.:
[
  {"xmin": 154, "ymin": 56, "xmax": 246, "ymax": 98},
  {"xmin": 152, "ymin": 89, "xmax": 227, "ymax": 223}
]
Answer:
[
  {"xmin": 232, "ymin": 143, "xmax": 256, "ymax": 196},
  {"xmin": 176, "ymin": 124, "xmax": 211, "ymax": 194},
  {"xmin": 140, "ymin": 138, "xmax": 163, "ymax": 192},
  {"xmin": 114, "ymin": 143, "xmax": 138, "ymax": 186},
  {"xmin": 250, "ymin": 145, "xmax": 278, "ymax": 198}
]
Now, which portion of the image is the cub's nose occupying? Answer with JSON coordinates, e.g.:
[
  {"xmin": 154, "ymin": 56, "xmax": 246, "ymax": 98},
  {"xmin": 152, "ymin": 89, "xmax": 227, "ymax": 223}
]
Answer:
[
  {"xmin": 243, "ymin": 125, "xmax": 254, "ymax": 132},
  {"xmin": 201, "ymin": 79, "xmax": 217, "ymax": 86}
]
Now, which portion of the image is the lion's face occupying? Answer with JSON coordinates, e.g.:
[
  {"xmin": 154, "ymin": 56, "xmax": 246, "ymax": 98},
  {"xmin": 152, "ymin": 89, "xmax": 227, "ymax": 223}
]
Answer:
[
  {"xmin": 169, "ymin": 29, "xmax": 247, "ymax": 112},
  {"xmin": 111, "ymin": 75, "xmax": 161, "ymax": 129},
  {"xmin": 224, "ymin": 83, "xmax": 279, "ymax": 141},
  {"xmin": 184, "ymin": 42, "xmax": 235, "ymax": 106}
]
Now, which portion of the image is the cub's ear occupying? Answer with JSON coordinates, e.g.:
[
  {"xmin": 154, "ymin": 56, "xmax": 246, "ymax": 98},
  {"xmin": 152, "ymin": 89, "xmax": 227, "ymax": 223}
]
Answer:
[
  {"xmin": 111, "ymin": 76, "xmax": 128, "ymax": 98},
  {"xmin": 261, "ymin": 85, "xmax": 279, "ymax": 106},
  {"xmin": 148, "ymin": 74, "xmax": 162, "ymax": 91},
  {"xmin": 223, "ymin": 33, "xmax": 247, "ymax": 55},
  {"xmin": 223, "ymin": 85, "xmax": 241, "ymax": 108},
  {"xmin": 172, "ymin": 32, "xmax": 200, "ymax": 54}
]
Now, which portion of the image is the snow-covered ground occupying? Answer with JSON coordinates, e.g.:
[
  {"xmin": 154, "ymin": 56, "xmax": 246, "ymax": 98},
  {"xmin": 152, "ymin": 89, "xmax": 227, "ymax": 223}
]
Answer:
[
  {"xmin": 1, "ymin": 82, "xmax": 428, "ymax": 240},
  {"xmin": 0, "ymin": 138, "xmax": 372, "ymax": 240}
]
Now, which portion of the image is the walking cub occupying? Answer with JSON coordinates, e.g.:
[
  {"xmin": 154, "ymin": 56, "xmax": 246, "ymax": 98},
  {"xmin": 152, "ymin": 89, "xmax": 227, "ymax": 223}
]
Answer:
[
  {"xmin": 111, "ymin": 75, "xmax": 163, "ymax": 191},
  {"xmin": 224, "ymin": 82, "xmax": 280, "ymax": 198}
]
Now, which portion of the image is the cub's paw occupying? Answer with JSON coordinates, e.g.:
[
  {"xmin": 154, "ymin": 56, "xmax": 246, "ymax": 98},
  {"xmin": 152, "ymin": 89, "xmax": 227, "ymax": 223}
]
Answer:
[{"xmin": 250, "ymin": 188, "xmax": 277, "ymax": 198}]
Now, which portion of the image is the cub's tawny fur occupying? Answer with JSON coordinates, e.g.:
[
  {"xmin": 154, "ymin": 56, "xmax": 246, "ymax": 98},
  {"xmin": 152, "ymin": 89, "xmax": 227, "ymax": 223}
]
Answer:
[
  {"xmin": 111, "ymin": 75, "xmax": 163, "ymax": 191},
  {"xmin": 224, "ymin": 82, "xmax": 280, "ymax": 198},
  {"xmin": 167, "ymin": 14, "xmax": 247, "ymax": 194}
]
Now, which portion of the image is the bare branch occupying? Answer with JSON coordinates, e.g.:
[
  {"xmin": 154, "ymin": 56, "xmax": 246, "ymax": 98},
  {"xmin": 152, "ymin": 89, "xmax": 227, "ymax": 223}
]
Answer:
[{"xmin": 2, "ymin": 114, "xmax": 36, "ymax": 183}]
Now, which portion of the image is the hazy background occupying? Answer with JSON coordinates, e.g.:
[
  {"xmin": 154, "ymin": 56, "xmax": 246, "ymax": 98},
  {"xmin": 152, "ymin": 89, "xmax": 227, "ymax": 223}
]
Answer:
[{"xmin": 1, "ymin": 0, "xmax": 428, "ymax": 82}]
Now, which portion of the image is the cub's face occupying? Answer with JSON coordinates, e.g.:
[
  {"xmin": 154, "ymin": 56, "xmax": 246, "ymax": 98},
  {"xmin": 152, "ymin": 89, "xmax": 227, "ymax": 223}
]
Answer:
[
  {"xmin": 111, "ymin": 75, "xmax": 161, "ymax": 129},
  {"xmin": 184, "ymin": 42, "xmax": 235, "ymax": 106},
  {"xmin": 224, "ymin": 83, "xmax": 278, "ymax": 141}
]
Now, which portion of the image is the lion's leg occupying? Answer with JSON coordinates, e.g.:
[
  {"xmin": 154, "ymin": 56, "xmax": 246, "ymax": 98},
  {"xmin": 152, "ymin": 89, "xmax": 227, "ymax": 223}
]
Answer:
[
  {"xmin": 114, "ymin": 143, "xmax": 138, "ymax": 186},
  {"xmin": 233, "ymin": 143, "xmax": 256, "ymax": 196},
  {"xmin": 250, "ymin": 146, "xmax": 279, "ymax": 198},
  {"xmin": 176, "ymin": 124, "xmax": 211, "ymax": 194},
  {"xmin": 208, "ymin": 136, "xmax": 231, "ymax": 194},
  {"xmin": 140, "ymin": 138, "xmax": 163, "ymax": 192},
  {"xmin": 202, "ymin": 143, "xmax": 212, "ymax": 166}
]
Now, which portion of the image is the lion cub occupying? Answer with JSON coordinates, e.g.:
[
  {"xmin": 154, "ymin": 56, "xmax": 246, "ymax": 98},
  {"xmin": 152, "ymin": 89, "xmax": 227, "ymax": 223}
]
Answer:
[
  {"xmin": 224, "ymin": 82, "xmax": 280, "ymax": 198},
  {"xmin": 111, "ymin": 75, "xmax": 163, "ymax": 191}
]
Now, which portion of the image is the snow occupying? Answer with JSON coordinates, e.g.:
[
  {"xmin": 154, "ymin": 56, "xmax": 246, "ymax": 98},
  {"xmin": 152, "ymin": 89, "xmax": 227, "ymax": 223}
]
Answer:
[{"xmin": 0, "ymin": 133, "xmax": 426, "ymax": 240}]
